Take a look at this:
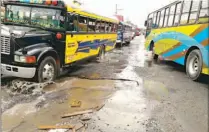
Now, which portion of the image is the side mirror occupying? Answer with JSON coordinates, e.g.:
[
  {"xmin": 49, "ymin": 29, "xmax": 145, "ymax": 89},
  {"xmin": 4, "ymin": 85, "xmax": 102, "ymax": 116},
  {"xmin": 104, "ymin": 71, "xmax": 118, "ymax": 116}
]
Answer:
[{"xmin": 144, "ymin": 20, "xmax": 147, "ymax": 27}]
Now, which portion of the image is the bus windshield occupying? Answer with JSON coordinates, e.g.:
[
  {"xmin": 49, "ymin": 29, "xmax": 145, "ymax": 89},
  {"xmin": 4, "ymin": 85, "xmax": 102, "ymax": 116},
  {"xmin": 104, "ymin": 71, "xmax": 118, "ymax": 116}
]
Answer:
[{"xmin": 5, "ymin": 5, "xmax": 65, "ymax": 30}]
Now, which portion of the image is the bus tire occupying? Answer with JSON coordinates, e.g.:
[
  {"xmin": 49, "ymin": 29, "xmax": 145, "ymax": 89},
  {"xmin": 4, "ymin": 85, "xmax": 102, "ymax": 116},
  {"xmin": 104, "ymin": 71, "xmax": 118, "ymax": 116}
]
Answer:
[
  {"xmin": 126, "ymin": 41, "xmax": 130, "ymax": 45},
  {"xmin": 119, "ymin": 42, "xmax": 123, "ymax": 47},
  {"xmin": 153, "ymin": 54, "xmax": 159, "ymax": 60},
  {"xmin": 35, "ymin": 56, "xmax": 57, "ymax": 83},
  {"xmin": 186, "ymin": 49, "xmax": 203, "ymax": 81}
]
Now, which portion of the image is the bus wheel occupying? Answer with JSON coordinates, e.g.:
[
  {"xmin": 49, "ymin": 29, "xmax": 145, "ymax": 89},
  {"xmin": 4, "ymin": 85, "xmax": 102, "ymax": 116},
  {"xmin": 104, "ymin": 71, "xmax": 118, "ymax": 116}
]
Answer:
[
  {"xmin": 126, "ymin": 41, "xmax": 130, "ymax": 45},
  {"xmin": 118, "ymin": 42, "xmax": 123, "ymax": 47},
  {"xmin": 36, "ymin": 56, "xmax": 57, "ymax": 83},
  {"xmin": 98, "ymin": 45, "xmax": 105, "ymax": 60},
  {"xmin": 186, "ymin": 49, "xmax": 203, "ymax": 81}
]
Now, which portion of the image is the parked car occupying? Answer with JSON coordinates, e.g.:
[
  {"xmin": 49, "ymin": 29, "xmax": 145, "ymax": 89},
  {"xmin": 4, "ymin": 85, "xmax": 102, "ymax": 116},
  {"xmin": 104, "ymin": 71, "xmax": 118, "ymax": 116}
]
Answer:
[{"xmin": 135, "ymin": 31, "xmax": 141, "ymax": 36}]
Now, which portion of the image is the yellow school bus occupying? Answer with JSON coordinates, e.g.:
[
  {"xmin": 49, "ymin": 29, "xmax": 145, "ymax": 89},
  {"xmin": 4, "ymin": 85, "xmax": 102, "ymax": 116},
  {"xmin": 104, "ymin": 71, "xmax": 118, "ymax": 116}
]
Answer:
[
  {"xmin": 1, "ymin": 0, "xmax": 119, "ymax": 82},
  {"xmin": 65, "ymin": 3, "xmax": 119, "ymax": 64},
  {"xmin": 144, "ymin": 0, "xmax": 208, "ymax": 81}
]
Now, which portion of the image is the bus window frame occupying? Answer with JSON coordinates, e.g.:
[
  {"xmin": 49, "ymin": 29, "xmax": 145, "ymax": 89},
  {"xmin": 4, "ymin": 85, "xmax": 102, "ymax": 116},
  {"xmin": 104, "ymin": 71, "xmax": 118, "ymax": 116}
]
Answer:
[
  {"xmin": 145, "ymin": 0, "xmax": 207, "ymax": 31},
  {"xmin": 153, "ymin": 11, "xmax": 161, "ymax": 29},
  {"xmin": 95, "ymin": 20, "xmax": 101, "ymax": 33},
  {"xmin": 188, "ymin": 1, "xmax": 201, "ymax": 24},
  {"xmin": 179, "ymin": 1, "xmax": 192, "ymax": 26},
  {"xmin": 167, "ymin": 3, "xmax": 176, "ymax": 27},
  {"xmin": 173, "ymin": 1, "xmax": 183, "ymax": 27},
  {"xmin": 88, "ymin": 18, "xmax": 96, "ymax": 33},
  {"xmin": 197, "ymin": 1, "xmax": 209, "ymax": 24},
  {"xmin": 163, "ymin": 7, "xmax": 170, "ymax": 27},
  {"xmin": 77, "ymin": 15, "xmax": 88, "ymax": 33},
  {"xmin": 158, "ymin": 9, "xmax": 165, "ymax": 28}
]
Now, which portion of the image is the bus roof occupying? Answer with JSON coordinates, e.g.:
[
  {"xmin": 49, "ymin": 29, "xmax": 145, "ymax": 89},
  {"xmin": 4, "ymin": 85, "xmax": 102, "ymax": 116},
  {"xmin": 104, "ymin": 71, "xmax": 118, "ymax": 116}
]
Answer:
[
  {"xmin": 64, "ymin": 3, "xmax": 119, "ymax": 23},
  {"xmin": 120, "ymin": 21, "xmax": 132, "ymax": 27}
]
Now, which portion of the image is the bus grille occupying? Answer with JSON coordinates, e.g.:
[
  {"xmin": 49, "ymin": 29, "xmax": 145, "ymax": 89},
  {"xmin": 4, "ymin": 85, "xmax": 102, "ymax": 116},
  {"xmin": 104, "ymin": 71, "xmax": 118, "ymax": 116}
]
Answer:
[{"xmin": 1, "ymin": 36, "xmax": 10, "ymax": 55}]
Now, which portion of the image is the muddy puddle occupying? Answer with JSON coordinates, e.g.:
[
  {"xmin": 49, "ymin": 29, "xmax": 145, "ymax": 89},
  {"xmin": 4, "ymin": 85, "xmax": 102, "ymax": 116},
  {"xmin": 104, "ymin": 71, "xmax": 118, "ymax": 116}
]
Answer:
[{"xmin": 2, "ymin": 77, "xmax": 116, "ymax": 132}]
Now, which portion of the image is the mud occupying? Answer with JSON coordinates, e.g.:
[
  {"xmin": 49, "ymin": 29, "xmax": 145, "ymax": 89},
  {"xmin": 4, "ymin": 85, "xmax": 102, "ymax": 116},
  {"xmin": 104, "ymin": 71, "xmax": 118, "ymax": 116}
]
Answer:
[{"xmin": 1, "ymin": 36, "xmax": 208, "ymax": 132}]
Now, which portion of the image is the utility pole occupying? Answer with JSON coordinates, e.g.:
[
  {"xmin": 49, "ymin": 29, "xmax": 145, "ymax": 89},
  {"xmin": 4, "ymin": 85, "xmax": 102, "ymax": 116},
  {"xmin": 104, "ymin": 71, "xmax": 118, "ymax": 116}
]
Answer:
[{"xmin": 115, "ymin": 4, "xmax": 123, "ymax": 15}]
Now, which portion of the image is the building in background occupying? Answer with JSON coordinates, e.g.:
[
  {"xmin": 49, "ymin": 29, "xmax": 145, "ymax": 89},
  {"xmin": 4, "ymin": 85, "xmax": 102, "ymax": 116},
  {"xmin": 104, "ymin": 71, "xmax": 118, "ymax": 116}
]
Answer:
[{"xmin": 115, "ymin": 15, "xmax": 124, "ymax": 22}]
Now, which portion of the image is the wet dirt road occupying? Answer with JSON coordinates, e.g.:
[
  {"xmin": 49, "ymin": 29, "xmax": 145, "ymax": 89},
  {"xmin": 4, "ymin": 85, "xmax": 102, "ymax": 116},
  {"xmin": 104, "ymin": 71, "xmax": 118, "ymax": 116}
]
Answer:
[{"xmin": 1, "ymin": 36, "xmax": 208, "ymax": 132}]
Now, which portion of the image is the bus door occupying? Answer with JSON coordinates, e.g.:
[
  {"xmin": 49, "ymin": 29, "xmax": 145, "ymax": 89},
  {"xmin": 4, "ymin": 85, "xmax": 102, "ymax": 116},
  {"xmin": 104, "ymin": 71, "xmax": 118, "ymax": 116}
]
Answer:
[{"xmin": 65, "ymin": 14, "xmax": 79, "ymax": 64}]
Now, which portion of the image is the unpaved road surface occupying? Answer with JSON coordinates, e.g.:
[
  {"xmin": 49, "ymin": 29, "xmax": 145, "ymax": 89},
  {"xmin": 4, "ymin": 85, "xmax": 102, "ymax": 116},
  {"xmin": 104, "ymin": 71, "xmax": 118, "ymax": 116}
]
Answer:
[{"xmin": 1, "ymin": 36, "xmax": 208, "ymax": 132}]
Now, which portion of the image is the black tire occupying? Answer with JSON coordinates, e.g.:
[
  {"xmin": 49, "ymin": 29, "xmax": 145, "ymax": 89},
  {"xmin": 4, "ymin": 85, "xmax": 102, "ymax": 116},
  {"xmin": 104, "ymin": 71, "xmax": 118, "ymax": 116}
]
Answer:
[
  {"xmin": 186, "ymin": 49, "xmax": 203, "ymax": 81},
  {"xmin": 119, "ymin": 42, "xmax": 123, "ymax": 47},
  {"xmin": 35, "ymin": 56, "xmax": 57, "ymax": 83},
  {"xmin": 150, "ymin": 42, "xmax": 158, "ymax": 61},
  {"xmin": 126, "ymin": 41, "xmax": 130, "ymax": 46},
  {"xmin": 153, "ymin": 54, "xmax": 159, "ymax": 60}
]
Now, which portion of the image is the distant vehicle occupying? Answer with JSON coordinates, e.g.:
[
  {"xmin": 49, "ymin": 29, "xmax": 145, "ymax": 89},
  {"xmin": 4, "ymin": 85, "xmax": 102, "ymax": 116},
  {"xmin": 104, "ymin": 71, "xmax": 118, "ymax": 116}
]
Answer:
[
  {"xmin": 116, "ymin": 22, "xmax": 133, "ymax": 47},
  {"xmin": 135, "ymin": 31, "xmax": 141, "ymax": 36},
  {"xmin": 1, "ymin": 0, "xmax": 119, "ymax": 82},
  {"xmin": 1, "ymin": 7, "xmax": 5, "ymax": 21},
  {"xmin": 131, "ymin": 32, "xmax": 135, "ymax": 40},
  {"xmin": 144, "ymin": 0, "xmax": 209, "ymax": 81}
]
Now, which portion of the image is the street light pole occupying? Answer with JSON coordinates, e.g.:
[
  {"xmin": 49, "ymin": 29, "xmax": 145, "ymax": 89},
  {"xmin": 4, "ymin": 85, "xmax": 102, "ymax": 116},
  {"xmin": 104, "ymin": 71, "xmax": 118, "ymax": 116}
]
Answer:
[{"xmin": 115, "ymin": 4, "xmax": 123, "ymax": 15}]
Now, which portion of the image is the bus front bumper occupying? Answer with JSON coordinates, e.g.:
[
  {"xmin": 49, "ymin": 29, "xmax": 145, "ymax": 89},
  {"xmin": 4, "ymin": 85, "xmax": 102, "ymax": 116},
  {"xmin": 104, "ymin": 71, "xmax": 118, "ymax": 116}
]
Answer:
[{"xmin": 1, "ymin": 63, "xmax": 36, "ymax": 78}]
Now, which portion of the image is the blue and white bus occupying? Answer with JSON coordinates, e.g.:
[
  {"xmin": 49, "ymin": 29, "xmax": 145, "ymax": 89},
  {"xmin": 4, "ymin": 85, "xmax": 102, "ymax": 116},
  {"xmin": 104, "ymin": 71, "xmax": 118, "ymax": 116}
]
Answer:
[{"xmin": 116, "ymin": 22, "xmax": 133, "ymax": 47}]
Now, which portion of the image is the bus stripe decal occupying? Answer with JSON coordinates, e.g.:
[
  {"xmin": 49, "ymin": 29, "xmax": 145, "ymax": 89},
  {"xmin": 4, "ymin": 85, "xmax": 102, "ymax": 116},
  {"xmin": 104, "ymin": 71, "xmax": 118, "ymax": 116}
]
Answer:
[
  {"xmin": 174, "ymin": 56, "xmax": 185, "ymax": 65},
  {"xmin": 153, "ymin": 31, "xmax": 209, "ymax": 67},
  {"xmin": 190, "ymin": 24, "xmax": 208, "ymax": 37},
  {"xmin": 201, "ymin": 38, "xmax": 209, "ymax": 46},
  {"xmin": 159, "ymin": 42, "xmax": 181, "ymax": 55},
  {"xmin": 167, "ymin": 50, "xmax": 187, "ymax": 61},
  {"xmin": 193, "ymin": 27, "xmax": 209, "ymax": 43},
  {"xmin": 77, "ymin": 39, "xmax": 115, "ymax": 53},
  {"xmin": 162, "ymin": 45, "xmax": 188, "ymax": 58}
]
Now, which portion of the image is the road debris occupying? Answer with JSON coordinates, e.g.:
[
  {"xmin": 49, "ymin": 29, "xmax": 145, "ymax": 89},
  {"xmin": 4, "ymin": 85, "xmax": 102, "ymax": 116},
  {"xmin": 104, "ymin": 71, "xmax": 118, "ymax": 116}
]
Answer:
[
  {"xmin": 70, "ymin": 99, "xmax": 82, "ymax": 107},
  {"xmin": 68, "ymin": 75, "xmax": 140, "ymax": 86},
  {"xmin": 62, "ymin": 110, "xmax": 94, "ymax": 118},
  {"xmin": 38, "ymin": 125, "xmax": 75, "ymax": 130},
  {"xmin": 81, "ymin": 113, "xmax": 92, "ymax": 121},
  {"xmin": 95, "ymin": 103, "xmax": 105, "ymax": 111}
]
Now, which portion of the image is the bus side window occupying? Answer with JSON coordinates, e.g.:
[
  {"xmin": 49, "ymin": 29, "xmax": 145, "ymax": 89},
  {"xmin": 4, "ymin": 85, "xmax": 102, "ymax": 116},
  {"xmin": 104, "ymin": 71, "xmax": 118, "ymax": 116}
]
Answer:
[
  {"xmin": 109, "ymin": 23, "xmax": 112, "ymax": 32},
  {"xmin": 198, "ymin": 0, "xmax": 209, "ymax": 23},
  {"xmin": 88, "ymin": 18, "xmax": 96, "ymax": 32},
  {"xmin": 95, "ymin": 21, "xmax": 100, "ymax": 32},
  {"xmin": 180, "ymin": 1, "xmax": 192, "ymax": 25},
  {"xmin": 78, "ymin": 16, "xmax": 88, "ymax": 32},
  {"xmin": 173, "ymin": 2, "xmax": 182, "ymax": 26},
  {"xmin": 105, "ymin": 22, "xmax": 110, "ymax": 33},
  {"xmin": 188, "ymin": 1, "xmax": 199, "ymax": 24},
  {"xmin": 159, "ymin": 9, "xmax": 165, "ymax": 28},
  {"xmin": 111, "ymin": 23, "xmax": 114, "ymax": 32},
  {"xmin": 100, "ymin": 21, "xmax": 105, "ymax": 33},
  {"xmin": 163, "ymin": 8, "xmax": 169, "ymax": 27},
  {"xmin": 67, "ymin": 13, "xmax": 77, "ymax": 32}
]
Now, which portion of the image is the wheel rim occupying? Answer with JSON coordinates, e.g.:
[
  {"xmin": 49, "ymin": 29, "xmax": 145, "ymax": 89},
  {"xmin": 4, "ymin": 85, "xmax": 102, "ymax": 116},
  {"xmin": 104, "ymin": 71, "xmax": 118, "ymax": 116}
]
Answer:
[
  {"xmin": 188, "ymin": 56, "xmax": 199, "ymax": 76},
  {"xmin": 42, "ymin": 62, "xmax": 55, "ymax": 82}
]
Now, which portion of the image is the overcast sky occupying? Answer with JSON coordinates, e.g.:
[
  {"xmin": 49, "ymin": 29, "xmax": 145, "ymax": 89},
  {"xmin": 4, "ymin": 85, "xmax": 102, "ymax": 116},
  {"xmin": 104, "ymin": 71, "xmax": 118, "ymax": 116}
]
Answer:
[{"xmin": 81, "ymin": 0, "xmax": 176, "ymax": 27}]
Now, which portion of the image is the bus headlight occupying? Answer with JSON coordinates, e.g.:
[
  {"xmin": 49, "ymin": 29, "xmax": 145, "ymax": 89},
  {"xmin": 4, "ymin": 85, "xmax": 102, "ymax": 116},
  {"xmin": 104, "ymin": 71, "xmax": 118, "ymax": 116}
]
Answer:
[{"xmin": 14, "ymin": 55, "xmax": 36, "ymax": 63}]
